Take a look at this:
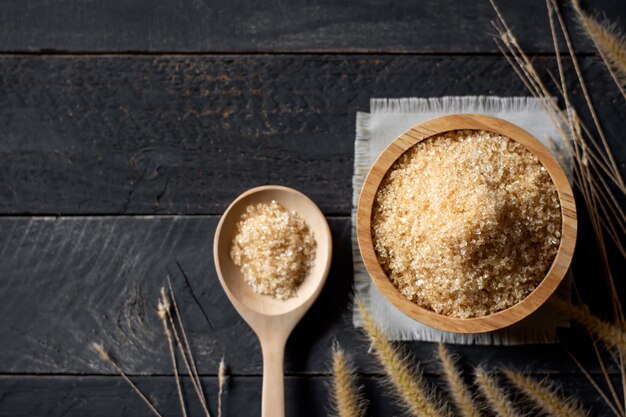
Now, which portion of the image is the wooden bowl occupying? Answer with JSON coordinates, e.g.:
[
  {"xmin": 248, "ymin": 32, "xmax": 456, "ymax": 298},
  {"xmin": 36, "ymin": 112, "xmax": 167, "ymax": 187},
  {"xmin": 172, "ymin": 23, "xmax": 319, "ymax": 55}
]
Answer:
[{"xmin": 356, "ymin": 114, "xmax": 577, "ymax": 333}]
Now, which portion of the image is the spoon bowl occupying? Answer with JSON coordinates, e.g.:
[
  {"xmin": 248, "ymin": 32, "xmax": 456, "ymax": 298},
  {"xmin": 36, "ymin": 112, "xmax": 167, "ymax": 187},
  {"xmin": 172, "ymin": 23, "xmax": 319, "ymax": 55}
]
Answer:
[{"xmin": 214, "ymin": 185, "xmax": 332, "ymax": 417}]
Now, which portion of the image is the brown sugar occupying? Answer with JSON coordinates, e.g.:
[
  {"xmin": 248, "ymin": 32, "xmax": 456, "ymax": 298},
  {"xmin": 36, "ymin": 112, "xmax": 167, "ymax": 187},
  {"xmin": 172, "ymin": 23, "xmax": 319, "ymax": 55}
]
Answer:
[
  {"xmin": 372, "ymin": 130, "xmax": 562, "ymax": 318},
  {"xmin": 231, "ymin": 200, "xmax": 316, "ymax": 300}
]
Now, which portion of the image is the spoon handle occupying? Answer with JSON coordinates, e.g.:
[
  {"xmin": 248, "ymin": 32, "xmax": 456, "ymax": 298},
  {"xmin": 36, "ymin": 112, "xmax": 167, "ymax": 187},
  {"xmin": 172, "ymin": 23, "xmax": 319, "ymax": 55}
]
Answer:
[{"xmin": 261, "ymin": 337, "xmax": 286, "ymax": 417}]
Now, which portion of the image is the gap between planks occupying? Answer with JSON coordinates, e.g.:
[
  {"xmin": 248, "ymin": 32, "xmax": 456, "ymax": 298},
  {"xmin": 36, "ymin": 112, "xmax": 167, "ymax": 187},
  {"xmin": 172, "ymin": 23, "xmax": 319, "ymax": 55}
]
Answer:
[{"xmin": 0, "ymin": 51, "xmax": 600, "ymax": 57}]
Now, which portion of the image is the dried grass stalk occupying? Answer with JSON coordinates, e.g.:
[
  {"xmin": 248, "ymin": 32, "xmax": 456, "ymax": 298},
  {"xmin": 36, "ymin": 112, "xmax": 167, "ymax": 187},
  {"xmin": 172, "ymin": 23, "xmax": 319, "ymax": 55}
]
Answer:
[
  {"xmin": 356, "ymin": 301, "xmax": 449, "ymax": 417},
  {"xmin": 475, "ymin": 368, "xmax": 521, "ymax": 417},
  {"xmin": 573, "ymin": 0, "xmax": 626, "ymax": 94},
  {"xmin": 566, "ymin": 348, "xmax": 625, "ymax": 417},
  {"xmin": 166, "ymin": 277, "xmax": 205, "ymax": 393},
  {"xmin": 331, "ymin": 345, "xmax": 367, "ymax": 417},
  {"xmin": 160, "ymin": 288, "xmax": 212, "ymax": 417},
  {"xmin": 158, "ymin": 300, "xmax": 187, "ymax": 417},
  {"xmin": 218, "ymin": 357, "xmax": 227, "ymax": 417},
  {"xmin": 91, "ymin": 342, "xmax": 164, "ymax": 417},
  {"xmin": 548, "ymin": 0, "xmax": 623, "ymax": 189},
  {"xmin": 553, "ymin": 298, "xmax": 626, "ymax": 354},
  {"xmin": 164, "ymin": 282, "xmax": 214, "ymax": 417},
  {"xmin": 437, "ymin": 343, "xmax": 481, "ymax": 417},
  {"xmin": 491, "ymin": 0, "xmax": 626, "ymax": 331},
  {"xmin": 503, "ymin": 369, "xmax": 588, "ymax": 417},
  {"xmin": 588, "ymin": 337, "xmax": 626, "ymax": 417}
]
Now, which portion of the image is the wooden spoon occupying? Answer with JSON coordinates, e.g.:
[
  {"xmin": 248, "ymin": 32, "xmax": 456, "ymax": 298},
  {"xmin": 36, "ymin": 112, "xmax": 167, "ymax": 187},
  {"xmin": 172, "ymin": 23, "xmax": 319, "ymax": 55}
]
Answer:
[{"xmin": 213, "ymin": 185, "xmax": 332, "ymax": 417}]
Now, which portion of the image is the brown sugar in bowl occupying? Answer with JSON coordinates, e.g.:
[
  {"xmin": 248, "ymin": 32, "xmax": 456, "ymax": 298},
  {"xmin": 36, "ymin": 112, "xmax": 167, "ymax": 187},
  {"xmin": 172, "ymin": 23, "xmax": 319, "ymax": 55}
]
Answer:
[{"xmin": 356, "ymin": 114, "xmax": 577, "ymax": 334}]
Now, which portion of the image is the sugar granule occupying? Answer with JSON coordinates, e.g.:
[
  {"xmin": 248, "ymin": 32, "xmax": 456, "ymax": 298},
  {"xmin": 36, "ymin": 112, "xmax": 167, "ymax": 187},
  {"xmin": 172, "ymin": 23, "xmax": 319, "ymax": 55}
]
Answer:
[
  {"xmin": 372, "ymin": 130, "xmax": 562, "ymax": 318},
  {"xmin": 231, "ymin": 200, "xmax": 316, "ymax": 300}
]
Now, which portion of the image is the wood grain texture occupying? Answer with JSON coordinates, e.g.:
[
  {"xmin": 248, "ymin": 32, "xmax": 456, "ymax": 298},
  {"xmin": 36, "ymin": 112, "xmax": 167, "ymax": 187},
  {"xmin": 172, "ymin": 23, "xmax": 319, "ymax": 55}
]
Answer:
[
  {"xmin": 357, "ymin": 114, "xmax": 577, "ymax": 333},
  {"xmin": 0, "ymin": 374, "xmax": 619, "ymax": 417},
  {"xmin": 0, "ymin": 0, "xmax": 623, "ymax": 53},
  {"xmin": 0, "ymin": 216, "xmax": 620, "ymax": 376},
  {"xmin": 0, "ymin": 55, "xmax": 624, "ymax": 215},
  {"xmin": 0, "ymin": 1, "xmax": 623, "ymax": 414}
]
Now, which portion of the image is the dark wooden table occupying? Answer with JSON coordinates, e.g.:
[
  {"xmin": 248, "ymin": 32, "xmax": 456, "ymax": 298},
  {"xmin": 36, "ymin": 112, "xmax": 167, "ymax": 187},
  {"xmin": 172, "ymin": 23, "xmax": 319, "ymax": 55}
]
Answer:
[{"xmin": 0, "ymin": 1, "xmax": 624, "ymax": 416}]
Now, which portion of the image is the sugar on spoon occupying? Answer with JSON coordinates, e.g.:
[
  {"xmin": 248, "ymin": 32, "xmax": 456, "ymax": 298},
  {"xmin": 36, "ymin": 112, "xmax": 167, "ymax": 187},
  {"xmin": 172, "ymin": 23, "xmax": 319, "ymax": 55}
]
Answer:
[{"xmin": 213, "ymin": 185, "xmax": 332, "ymax": 417}]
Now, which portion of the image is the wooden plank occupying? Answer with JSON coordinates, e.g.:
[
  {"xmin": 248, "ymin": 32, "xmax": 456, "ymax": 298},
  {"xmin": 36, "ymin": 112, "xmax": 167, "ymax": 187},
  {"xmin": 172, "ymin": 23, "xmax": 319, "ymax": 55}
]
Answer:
[
  {"xmin": 0, "ymin": 374, "xmax": 618, "ymax": 417},
  {"xmin": 0, "ymin": 216, "xmax": 620, "ymax": 375},
  {"xmin": 0, "ymin": 55, "xmax": 623, "ymax": 215},
  {"xmin": 0, "ymin": 1, "xmax": 623, "ymax": 53}
]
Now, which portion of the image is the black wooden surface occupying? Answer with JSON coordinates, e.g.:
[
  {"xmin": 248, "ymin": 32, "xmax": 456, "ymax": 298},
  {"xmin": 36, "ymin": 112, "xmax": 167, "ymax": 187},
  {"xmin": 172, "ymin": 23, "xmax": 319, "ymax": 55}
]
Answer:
[
  {"xmin": 0, "ymin": 56, "xmax": 623, "ymax": 216},
  {"xmin": 0, "ymin": 374, "xmax": 621, "ymax": 417},
  {"xmin": 0, "ymin": 216, "xmax": 619, "ymax": 376},
  {"xmin": 0, "ymin": 0, "xmax": 622, "ymax": 53},
  {"xmin": 0, "ymin": 0, "xmax": 625, "ymax": 416}
]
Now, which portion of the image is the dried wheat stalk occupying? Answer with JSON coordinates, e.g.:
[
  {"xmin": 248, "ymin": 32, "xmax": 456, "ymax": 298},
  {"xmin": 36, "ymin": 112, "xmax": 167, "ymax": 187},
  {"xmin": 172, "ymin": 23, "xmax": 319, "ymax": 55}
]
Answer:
[
  {"xmin": 160, "ymin": 288, "xmax": 212, "ymax": 417},
  {"xmin": 572, "ymin": 0, "xmax": 626, "ymax": 98},
  {"xmin": 566, "ymin": 348, "xmax": 625, "ymax": 417},
  {"xmin": 356, "ymin": 300, "xmax": 449, "ymax": 417},
  {"xmin": 492, "ymin": 0, "xmax": 626, "ymax": 331},
  {"xmin": 490, "ymin": 1, "xmax": 626, "ymax": 414},
  {"xmin": 474, "ymin": 368, "xmax": 521, "ymax": 417},
  {"xmin": 91, "ymin": 342, "xmax": 164, "ymax": 417},
  {"xmin": 218, "ymin": 357, "xmax": 227, "ymax": 417},
  {"xmin": 437, "ymin": 343, "xmax": 481, "ymax": 417},
  {"xmin": 503, "ymin": 369, "xmax": 588, "ymax": 417},
  {"xmin": 167, "ymin": 276, "xmax": 207, "ymax": 398},
  {"xmin": 552, "ymin": 298, "xmax": 626, "ymax": 355},
  {"xmin": 331, "ymin": 344, "xmax": 367, "ymax": 417},
  {"xmin": 158, "ymin": 299, "xmax": 187, "ymax": 417}
]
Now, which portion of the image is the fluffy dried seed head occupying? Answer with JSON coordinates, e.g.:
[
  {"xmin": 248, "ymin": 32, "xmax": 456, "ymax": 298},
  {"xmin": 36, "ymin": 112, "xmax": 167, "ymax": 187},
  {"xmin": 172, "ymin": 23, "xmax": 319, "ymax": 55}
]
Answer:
[{"xmin": 92, "ymin": 342, "xmax": 110, "ymax": 362}]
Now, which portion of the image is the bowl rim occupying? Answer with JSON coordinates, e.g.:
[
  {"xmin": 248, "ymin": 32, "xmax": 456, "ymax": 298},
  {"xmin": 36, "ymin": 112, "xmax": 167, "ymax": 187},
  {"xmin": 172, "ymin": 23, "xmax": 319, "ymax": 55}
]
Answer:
[{"xmin": 356, "ymin": 114, "xmax": 577, "ymax": 333}]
